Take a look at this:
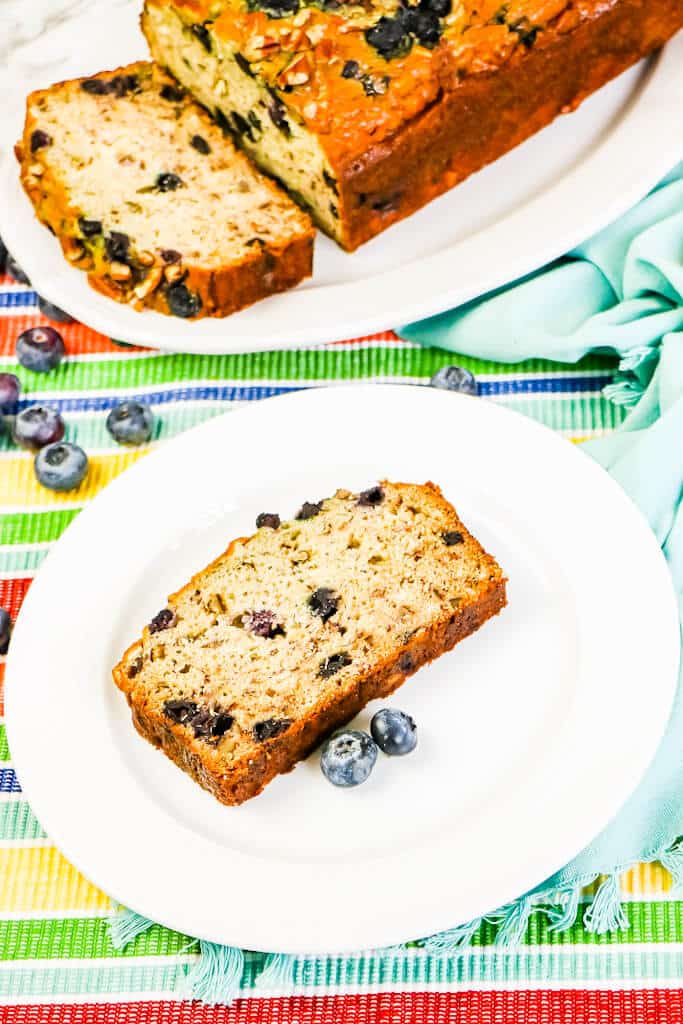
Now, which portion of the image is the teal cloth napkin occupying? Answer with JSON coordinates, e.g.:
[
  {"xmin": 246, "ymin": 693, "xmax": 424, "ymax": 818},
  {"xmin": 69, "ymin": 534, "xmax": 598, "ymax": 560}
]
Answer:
[
  {"xmin": 399, "ymin": 163, "xmax": 683, "ymax": 943},
  {"xmin": 111, "ymin": 166, "xmax": 683, "ymax": 997}
]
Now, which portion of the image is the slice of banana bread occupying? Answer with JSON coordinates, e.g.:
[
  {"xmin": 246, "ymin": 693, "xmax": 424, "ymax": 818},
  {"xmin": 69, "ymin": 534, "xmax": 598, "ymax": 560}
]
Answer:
[
  {"xmin": 113, "ymin": 481, "xmax": 506, "ymax": 805},
  {"xmin": 16, "ymin": 62, "xmax": 314, "ymax": 318}
]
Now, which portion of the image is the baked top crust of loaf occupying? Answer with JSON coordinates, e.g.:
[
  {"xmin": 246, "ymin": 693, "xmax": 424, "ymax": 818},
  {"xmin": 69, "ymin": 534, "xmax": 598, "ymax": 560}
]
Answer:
[
  {"xmin": 113, "ymin": 481, "xmax": 507, "ymax": 805},
  {"xmin": 142, "ymin": 0, "xmax": 683, "ymax": 248},
  {"xmin": 16, "ymin": 61, "xmax": 314, "ymax": 318}
]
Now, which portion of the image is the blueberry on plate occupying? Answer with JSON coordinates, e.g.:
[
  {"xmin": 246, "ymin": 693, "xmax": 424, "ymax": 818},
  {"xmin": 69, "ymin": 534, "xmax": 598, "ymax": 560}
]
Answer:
[
  {"xmin": 0, "ymin": 373, "xmax": 20, "ymax": 413},
  {"xmin": 34, "ymin": 441, "xmax": 88, "ymax": 492},
  {"xmin": 371, "ymin": 708, "xmax": 417, "ymax": 756},
  {"xmin": 0, "ymin": 608, "xmax": 10, "ymax": 655},
  {"xmin": 320, "ymin": 730, "xmax": 378, "ymax": 787},
  {"xmin": 16, "ymin": 326, "xmax": 65, "ymax": 373},
  {"xmin": 0, "ymin": 236, "xmax": 7, "ymax": 275},
  {"xmin": 6, "ymin": 254, "xmax": 30, "ymax": 286},
  {"xmin": 106, "ymin": 400, "xmax": 154, "ymax": 446},
  {"xmin": 37, "ymin": 295, "xmax": 73, "ymax": 323},
  {"xmin": 13, "ymin": 405, "xmax": 65, "ymax": 451},
  {"xmin": 429, "ymin": 365, "xmax": 478, "ymax": 396}
]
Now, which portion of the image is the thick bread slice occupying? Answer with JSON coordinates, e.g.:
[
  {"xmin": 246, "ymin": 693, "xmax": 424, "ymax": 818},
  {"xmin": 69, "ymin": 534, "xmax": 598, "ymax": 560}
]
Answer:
[
  {"xmin": 142, "ymin": 0, "xmax": 683, "ymax": 250},
  {"xmin": 113, "ymin": 481, "xmax": 506, "ymax": 805},
  {"xmin": 17, "ymin": 62, "xmax": 314, "ymax": 318}
]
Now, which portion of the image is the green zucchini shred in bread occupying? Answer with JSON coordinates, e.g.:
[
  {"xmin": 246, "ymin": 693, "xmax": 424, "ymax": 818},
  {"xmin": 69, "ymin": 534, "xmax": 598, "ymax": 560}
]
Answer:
[
  {"xmin": 113, "ymin": 481, "xmax": 507, "ymax": 805},
  {"xmin": 17, "ymin": 61, "xmax": 314, "ymax": 318}
]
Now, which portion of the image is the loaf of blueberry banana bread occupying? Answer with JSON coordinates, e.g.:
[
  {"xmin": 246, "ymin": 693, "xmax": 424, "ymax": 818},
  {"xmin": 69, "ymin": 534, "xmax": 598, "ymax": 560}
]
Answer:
[
  {"xmin": 142, "ymin": 0, "xmax": 683, "ymax": 250},
  {"xmin": 113, "ymin": 481, "xmax": 506, "ymax": 805},
  {"xmin": 16, "ymin": 62, "xmax": 314, "ymax": 318}
]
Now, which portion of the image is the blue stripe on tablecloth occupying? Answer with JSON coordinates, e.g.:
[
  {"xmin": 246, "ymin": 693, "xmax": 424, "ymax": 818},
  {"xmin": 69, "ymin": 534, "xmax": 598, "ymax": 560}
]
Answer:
[
  {"xmin": 12, "ymin": 377, "xmax": 614, "ymax": 413},
  {"xmin": 0, "ymin": 291, "xmax": 36, "ymax": 309},
  {"xmin": 0, "ymin": 769, "xmax": 21, "ymax": 794}
]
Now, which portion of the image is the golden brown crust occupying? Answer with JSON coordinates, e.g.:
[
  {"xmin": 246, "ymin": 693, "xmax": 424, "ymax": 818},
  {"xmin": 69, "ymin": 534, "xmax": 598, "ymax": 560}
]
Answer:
[
  {"xmin": 17, "ymin": 62, "xmax": 315, "ymax": 316},
  {"xmin": 113, "ymin": 480, "xmax": 507, "ymax": 805},
  {"xmin": 331, "ymin": 0, "xmax": 683, "ymax": 249}
]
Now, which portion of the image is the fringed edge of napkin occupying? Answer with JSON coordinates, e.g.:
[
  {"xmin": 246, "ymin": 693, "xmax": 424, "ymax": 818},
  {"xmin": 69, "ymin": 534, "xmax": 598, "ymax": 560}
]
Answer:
[{"xmin": 107, "ymin": 837, "xmax": 683, "ymax": 1005}]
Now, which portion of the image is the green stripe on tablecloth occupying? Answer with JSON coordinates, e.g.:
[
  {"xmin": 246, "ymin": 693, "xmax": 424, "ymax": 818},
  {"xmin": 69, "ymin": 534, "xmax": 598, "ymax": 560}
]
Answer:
[
  {"xmin": 0, "ymin": 802, "xmax": 47, "ymax": 841},
  {"xmin": 5, "ymin": 945, "xmax": 683, "ymax": 996},
  {"xmin": 2, "ymin": 903, "xmax": 682, "ymax": 962},
  {"xmin": 0, "ymin": 727, "xmax": 9, "ymax": 762},
  {"xmin": 0, "ymin": 509, "xmax": 81, "ymax": 546},
  {"xmin": 0, "ymin": 349, "xmax": 619, "ymax": 390},
  {"xmin": 0, "ymin": 919, "xmax": 191, "ymax": 961}
]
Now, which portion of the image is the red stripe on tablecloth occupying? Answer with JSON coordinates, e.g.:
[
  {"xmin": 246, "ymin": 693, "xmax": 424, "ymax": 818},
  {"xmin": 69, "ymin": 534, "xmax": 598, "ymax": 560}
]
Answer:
[
  {"xmin": 0, "ymin": 578, "xmax": 32, "ymax": 619},
  {"xmin": 328, "ymin": 330, "xmax": 400, "ymax": 345},
  {"xmin": 0, "ymin": 579, "xmax": 32, "ymax": 719},
  {"xmin": 0, "ymin": 991, "xmax": 681, "ymax": 1023},
  {"xmin": 0, "ymin": 315, "xmax": 147, "ymax": 357}
]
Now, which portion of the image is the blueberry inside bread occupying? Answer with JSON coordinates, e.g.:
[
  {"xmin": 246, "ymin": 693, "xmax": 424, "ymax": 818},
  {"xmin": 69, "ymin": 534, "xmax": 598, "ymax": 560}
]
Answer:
[
  {"xmin": 17, "ymin": 62, "xmax": 314, "ymax": 318},
  {"xmin": 113, "ymin": 481, "xmax": 506, "ymax": 804}
]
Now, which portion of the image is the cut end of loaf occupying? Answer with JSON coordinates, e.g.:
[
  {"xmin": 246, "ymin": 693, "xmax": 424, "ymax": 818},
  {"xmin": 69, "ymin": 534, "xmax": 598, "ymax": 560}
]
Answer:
[
  {"xmin": 18, "ymin": 61, "xmax": 314, "ymax": 317},
  {"xmin": 113, "ymin": 480, "xmax": 506, "ymax": 804}
]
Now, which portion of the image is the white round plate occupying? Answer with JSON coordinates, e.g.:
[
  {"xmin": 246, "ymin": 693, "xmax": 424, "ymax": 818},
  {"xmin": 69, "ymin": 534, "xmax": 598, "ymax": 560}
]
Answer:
[
  {"xmin": 1, "ymin": 3, "xmax": 682, "ymax": 352},
  {"xmin": 5, "ymin": 386, "xmax": 680, "ymax": 953}
]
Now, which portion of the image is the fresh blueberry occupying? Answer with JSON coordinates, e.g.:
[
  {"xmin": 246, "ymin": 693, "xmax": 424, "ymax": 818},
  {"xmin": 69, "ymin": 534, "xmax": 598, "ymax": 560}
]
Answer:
[
  {"xmin": 0, "ymin": 608, "xmax": 10, "ymax": 655},
  {"xmin": 12, "ymin": 405, "xmax": 65, "ymax": 451},
  {"xmin": 34, "ymin": 441, "xmax": 88, "ymax": 492},
  {"xmin": 0, "ymin": 235, "xmax": 7, "ymax": 274},
  {"xmin": 430, "ymin": 365, "xmax": 478, "ymax": 395},
  {"xmin": 166, "ymin": 282, "xmax": 202, "ymax": 318},
  {"xmin": 106, "ymin": 400, "xmax": 154, "ymax": 446},
  {"xmin": 16, "ymin": 326, "xmax": 65, "ymax": 373},
  {"xmin": 320, "ymin": 730, "xmax": 378, "ymax": 787},
  {"xmin": 6, "ymin": 254, "xmax": 30, "ymax": 285},
  {"xmin": 0, "ymin": 373, "xmax": 20, "ymax": 413},
  {"xmin": 370, "ymin": 708, "xmax": 417, "ymax": 756},
  {"xmin": 37, "ymin": 295, "xmax": 73, "ymax": 323}
]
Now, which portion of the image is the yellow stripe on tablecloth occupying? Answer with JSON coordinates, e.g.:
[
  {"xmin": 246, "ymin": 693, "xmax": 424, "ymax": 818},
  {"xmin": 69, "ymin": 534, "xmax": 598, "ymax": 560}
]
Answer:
[
  {"xmin": 621, "ymin": 862, "xmax": 674, "ymax": 896},
  {"xmin": 0, "ymin": 847, "xmax": 111, "ymax": 912},
  {"xmin": 0, "ymin": 451, "xmax": 146, "ymax": 507}
]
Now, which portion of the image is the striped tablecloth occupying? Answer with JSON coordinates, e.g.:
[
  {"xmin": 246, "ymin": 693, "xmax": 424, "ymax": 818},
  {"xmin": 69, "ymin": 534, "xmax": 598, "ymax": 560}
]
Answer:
[{"xmin": 1, "ymin": 268, "xmax": 682, "ymax": 1023}]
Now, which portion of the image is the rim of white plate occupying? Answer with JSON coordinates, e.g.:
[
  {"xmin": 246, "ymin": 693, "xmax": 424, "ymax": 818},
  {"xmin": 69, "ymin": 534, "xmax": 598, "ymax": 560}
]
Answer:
[{"xmin": 4, "ymin": 386, "xmax": 679, "ymax": 953}]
